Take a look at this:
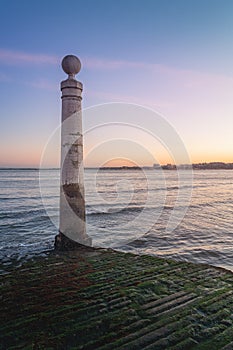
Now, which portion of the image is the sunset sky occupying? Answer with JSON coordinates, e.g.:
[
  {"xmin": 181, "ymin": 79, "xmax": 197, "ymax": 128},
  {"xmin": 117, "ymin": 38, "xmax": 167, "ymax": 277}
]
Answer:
[{"xmin": 0, "ymin": 0, "xmax": 233, "ymax": 167}]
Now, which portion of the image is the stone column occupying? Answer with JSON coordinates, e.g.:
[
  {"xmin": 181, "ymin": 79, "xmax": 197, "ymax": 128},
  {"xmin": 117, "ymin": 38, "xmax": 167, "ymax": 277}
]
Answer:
[{"xmin": 55, "ymin": 55, "xmax": 92, "ymax": 250}]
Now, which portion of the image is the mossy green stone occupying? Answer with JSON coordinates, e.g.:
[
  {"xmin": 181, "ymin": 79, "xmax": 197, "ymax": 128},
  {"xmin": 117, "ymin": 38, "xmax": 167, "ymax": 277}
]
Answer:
[{"xmin": 0, "ymin": 248, "xmax": 233, "ymax": 349}]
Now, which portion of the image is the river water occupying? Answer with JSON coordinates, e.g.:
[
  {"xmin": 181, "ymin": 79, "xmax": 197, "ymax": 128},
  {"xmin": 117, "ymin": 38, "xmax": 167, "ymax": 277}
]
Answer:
[{"xmin": 0, "ymin": 168, "xmax": 232, "ymax": 272}]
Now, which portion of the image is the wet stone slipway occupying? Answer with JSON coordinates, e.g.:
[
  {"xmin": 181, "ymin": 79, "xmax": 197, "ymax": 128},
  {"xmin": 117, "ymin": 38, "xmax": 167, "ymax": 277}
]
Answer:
[{"xmin": 1, "ymin": 247, "xmax": 233, "ymax": 350}]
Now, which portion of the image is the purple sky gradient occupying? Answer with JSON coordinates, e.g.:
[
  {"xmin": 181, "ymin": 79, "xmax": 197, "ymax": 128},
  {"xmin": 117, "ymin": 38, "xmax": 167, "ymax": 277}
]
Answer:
[{"xmin": 0, "ymin": 0, "xmax": 232, "ymax": 167}]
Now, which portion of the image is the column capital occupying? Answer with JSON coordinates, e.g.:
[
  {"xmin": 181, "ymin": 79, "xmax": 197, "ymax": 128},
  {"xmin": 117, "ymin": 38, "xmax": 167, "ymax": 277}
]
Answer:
[{"xmin": 61, "ymin": 79, "xmax": 83, "ymax": 100}]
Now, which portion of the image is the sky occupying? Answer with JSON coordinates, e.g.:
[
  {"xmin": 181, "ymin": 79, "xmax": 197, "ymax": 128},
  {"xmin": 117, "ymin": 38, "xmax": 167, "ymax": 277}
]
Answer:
[{"xmin": 0, "ymin": 0, "xmax": 233, "ymax": 167}]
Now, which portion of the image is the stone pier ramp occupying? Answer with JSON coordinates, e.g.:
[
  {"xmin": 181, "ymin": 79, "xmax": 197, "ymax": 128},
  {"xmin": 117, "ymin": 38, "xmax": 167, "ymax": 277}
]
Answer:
[{"xmin": 1, "ymin": 248, "xmax": 233, "ymax": 349}]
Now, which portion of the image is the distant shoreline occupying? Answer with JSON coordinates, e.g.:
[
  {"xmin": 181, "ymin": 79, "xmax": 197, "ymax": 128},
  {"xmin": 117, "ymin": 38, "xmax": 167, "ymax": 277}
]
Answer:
[
  {"xmin": 99, "ymin": 162, "xmax": 233, "ymax": 170},
  {"xmin": 1, "ymin": 162, "xmax": 233, "ymax": 171}
]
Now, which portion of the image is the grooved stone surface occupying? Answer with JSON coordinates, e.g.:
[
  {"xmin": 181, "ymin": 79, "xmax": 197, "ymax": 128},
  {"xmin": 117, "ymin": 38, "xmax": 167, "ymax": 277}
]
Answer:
[{"xmin": 1, "ymin": 248, "xmax": 233, "ymax": 349}]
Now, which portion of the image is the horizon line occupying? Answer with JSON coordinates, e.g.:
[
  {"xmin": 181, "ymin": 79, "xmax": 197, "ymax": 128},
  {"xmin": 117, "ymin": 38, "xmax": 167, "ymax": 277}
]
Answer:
[{"xmin": 1, "ymin": 161, "xmax": 233, "ymax": 170}]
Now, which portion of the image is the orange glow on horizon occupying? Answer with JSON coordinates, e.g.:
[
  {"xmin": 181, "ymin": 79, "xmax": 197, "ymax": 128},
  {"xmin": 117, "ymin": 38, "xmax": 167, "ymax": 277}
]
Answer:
[
  {"xmin": 0, "ymin": 143, "xmax": 232, "ymax": 168},
  {"xmin": 1, "ymin": 156, "xmax": 232, "ymax": 168},
  {"xmin": 190, "ymin": 153, "xmax": 233, "ymax": 165}
]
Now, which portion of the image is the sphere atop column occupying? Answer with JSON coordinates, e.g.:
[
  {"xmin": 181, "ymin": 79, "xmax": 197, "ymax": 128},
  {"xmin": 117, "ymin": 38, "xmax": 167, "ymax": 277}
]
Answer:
[{"xmin": 61, "ymin": 55, "xmax": 81, "ymax": 78}]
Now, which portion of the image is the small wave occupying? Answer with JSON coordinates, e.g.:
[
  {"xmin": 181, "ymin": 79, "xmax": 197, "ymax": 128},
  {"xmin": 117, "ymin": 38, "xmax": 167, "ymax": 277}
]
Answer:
[
  {"xmin": 163, "ymin": 205, "xmax": 173, "ymax": 210},
  {"xmin": 167, "ymin": 186, "xmax": 179, "ymax": 191},
  {"xmin": 87, "ymin": 205, "xmax": 144, "ymax": 216},
  {"xmin": 0, "ymin": 208, "xmax": 46, "ymax": 220},
  {"xmin": 0, "ymin": 195, "xmax": 44, "ymax": 201}
]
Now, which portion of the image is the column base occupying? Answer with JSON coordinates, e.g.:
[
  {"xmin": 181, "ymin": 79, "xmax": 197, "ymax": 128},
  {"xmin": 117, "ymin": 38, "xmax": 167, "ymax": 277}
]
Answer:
[{"xmin": 54, "ymin": 232, "xmax": 92, "ymax": 251}]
